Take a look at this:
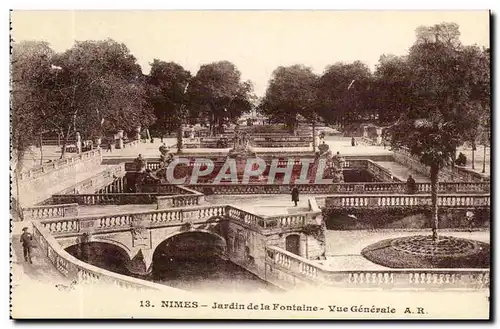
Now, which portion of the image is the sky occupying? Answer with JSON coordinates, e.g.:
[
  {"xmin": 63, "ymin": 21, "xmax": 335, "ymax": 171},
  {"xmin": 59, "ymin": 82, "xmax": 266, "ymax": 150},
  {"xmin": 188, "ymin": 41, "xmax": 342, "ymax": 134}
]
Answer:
[{"xmin": 11, "ymin": 10, "xmax": 490, "ymax": 96}]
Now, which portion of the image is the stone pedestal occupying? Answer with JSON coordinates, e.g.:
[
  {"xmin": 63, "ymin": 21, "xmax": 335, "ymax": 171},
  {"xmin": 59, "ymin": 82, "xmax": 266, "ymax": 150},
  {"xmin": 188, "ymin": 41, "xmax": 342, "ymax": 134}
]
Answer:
[
  {"xmin": 135, "ymin": 126, "xmax": 141, "ymax": 141},
  {"xmin": 94, "ymin": 137, "xmax": 102, "ymax": 148},
  {"xmin": 116, "ymin": 130, "xmax": 124, "ymax": 149},
  {"xmin": 76, "ymin": 132, "xmax": 82, "ymax": 154},
  {"xmin": 156, "ymin": 196, "xmax": 174, "ymax": 209},
  {"xmin": 376, "ymin": 128, "xmax": 383, "ymax": 145}
]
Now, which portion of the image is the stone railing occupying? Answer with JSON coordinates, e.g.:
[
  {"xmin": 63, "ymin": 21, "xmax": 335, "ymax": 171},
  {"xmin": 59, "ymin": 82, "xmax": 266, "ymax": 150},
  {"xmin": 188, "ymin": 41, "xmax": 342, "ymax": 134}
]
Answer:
[
  {"xmin": 124, "ymin": 156, "xmax": 375, "ymax": 172},
  {"xmin": 185, "ymin": 182, "xmax": 490, "ymax": 195},
  {"xmin": 51, "ymin": 193, "xmax": 164, "ymax": 205},
  {"xmin": 57, "ymin": 164, "xmax": 125, "ymax": 195},
  {"xmin": 343, "ymin": 159, "xmax": 395, "ymax": 181},
  {"xmin": 39, "ymin": 204, "xmax": 229, "ymax": 236},
  {"xmin": 21, "ymin": 203, "xmax": 79, "ymax": 221},
  {"xmin": 265, "ymin": 246, "xmax": 489, "ymax": 290},
  {"xmin": 366, "ymin": 160, "xmax": 395, "ymax": 182},
  {"xmin": 156, "ymin": 186, "xmax": 205, "ymax": 209},
  {"xmin": 226, "ymin": 197, "xmax": 321, "ymax": 233},
  {"xmin": 31, "ymin": 221, "xmax": 175, "ymax": 292},
  {"xmin": 140, "ymin": 184, "xmax": 200, "ymax": 195},
  {"xmin": 325, "ymin": 194, "xmax": 491, "ymax": 209},
  {"xmin": 124, "ymin": 162, "xmax": 162, "ymax": 172},
  {"xmin": 38, "ymin": 198, "xmax": 321, "ymax": 237},
  {"xmin": 393, "ymin": 148, "xmax": 488, "ymax": 182},
  {"xmin": 17, "ymin": 149, "xmax": 102, "ymax": 182},
  {"xmin": 251, "ymin": 136, "xmax": 312, "ymax": 148}
]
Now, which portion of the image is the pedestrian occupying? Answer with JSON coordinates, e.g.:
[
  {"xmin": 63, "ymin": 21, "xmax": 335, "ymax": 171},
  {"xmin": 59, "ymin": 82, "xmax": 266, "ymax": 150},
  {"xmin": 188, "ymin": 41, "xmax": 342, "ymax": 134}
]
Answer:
[
  {"xmin": 351, "ymin": 137, "xmax": 356, "ymax": 147},
  {"xmin": 20, "ymin": 227, "xmax": 33, "ymax": 264},
  {"xmin": 291, "ymin": 185, "xmax": 299, "ymax": 207},
  {"xmin": 406, "ymin": 175, "xmax": 416, "ymax": 194}
]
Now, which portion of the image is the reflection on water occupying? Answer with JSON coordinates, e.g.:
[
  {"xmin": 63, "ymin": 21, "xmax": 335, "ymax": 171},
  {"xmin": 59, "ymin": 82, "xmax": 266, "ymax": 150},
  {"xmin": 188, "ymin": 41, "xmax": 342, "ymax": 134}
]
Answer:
[
  {"xmin": 148, "ymin": 256, "xmax": 277, "ymax": 293},
  {"xmin": 66, "ymin": 244, "xmax": 275, "ymax": 292}
]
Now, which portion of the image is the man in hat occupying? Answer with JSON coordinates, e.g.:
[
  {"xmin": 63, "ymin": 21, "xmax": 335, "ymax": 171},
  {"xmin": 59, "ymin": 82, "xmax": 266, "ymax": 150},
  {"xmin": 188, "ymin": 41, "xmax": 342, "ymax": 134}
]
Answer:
[{"xmin": 20, "ymin": 227, "xmax": 33, "ymax": 264}]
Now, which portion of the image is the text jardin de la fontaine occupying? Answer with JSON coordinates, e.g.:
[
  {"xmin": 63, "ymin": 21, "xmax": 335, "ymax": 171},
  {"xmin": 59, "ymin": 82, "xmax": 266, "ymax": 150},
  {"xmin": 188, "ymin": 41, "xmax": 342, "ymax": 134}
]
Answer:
[{"xmin": 142, "ymin": 301, "xmax": 426, "ymax": 314}]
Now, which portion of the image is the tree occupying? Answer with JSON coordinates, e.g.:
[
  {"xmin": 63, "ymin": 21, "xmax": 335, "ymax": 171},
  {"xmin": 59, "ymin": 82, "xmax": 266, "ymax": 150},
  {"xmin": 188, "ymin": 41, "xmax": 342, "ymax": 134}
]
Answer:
[
  {"xmin": 260, "ymin": 65, "xmax": 318, "ymax": 133},
  {"xmin": 11, "ymin": 41, "xmax": 58, "ymax": 164},
  {"xmin": 415, "ymin": 22, "xmax": 461, "ymax": 47},
  {"xmin": 316, "ymin": 61, "xmax": 374, "ymax": 127},
  {"xmin": 390, "ymin": 23, "xmax": 483, "ymax": 241},
  {"xmin": 187, "ymin": 61, "xmax": 253, "ymax": 136},
  {"xmin": 146, "ymin": 60, "xmax": 191, "ymax": 150},
  {"xmin": 11, "ymin": 40, "xmax": 57, "ymax": 215},
  {"xmin": 373, "ymin": 54, "xmax": 413, "ymax": 124},
  {"xmin": 43, "ymin": 39, "xmax": 155, "ymax": 157}
]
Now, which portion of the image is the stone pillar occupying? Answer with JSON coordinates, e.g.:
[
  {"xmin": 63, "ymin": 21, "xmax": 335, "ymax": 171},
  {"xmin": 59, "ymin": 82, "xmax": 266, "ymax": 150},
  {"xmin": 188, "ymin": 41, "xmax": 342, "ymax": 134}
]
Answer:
[
  {"xmin": 94, "ymin": 137, "xmax": 102, "ymax": 149},
  {"xmin": 376, "ymin": 128, "xmax": 383, "ymax": 145},
  {"xmin": 116, "ymin": 130, "xmax": 124, "ymax": 149},
  {"xmin": 135, "ymin": 126, "xmax": 141, "ymax": 141},
  {"xmin": 300, "ymin": 236, "xmax": 307, "ymax": 258},
  {"xmin": 76, "ymin": 132, "xmax": 82, "ymax": 154},
  {"xmin": 125, "ymin": 250, "xmax": 153, "ymax": 276}
]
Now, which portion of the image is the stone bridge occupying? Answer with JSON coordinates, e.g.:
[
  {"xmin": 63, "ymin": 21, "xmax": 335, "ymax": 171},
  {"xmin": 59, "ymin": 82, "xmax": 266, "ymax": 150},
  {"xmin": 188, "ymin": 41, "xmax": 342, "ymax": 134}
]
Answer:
[{"xmin": 34, "ymin": 199, "xmax": 324, "ymax": 279}]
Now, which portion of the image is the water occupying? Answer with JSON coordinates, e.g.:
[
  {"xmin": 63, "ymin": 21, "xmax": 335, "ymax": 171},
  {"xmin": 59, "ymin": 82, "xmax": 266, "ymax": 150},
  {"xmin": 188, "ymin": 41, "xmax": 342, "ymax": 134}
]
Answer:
[
  {"xmin": 148, "ymin": 256, "xmax": 276, "ymax": 293},
  {"xmin": 66, "ymin": 243, "xmax": 275, "ymax": 293}
]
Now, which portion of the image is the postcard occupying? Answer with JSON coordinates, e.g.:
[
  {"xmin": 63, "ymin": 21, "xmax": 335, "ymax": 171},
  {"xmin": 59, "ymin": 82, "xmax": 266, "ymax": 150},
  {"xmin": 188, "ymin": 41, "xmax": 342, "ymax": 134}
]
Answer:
[{"xmin": 10, "ymin": 10, "xmax": 491, "ymax": 319}]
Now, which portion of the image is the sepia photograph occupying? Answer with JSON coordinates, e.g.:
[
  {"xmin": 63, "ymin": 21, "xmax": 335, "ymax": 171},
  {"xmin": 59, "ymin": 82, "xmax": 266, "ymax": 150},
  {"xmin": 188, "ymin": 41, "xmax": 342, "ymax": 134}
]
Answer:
[{"xmin": 9, "ymin": 9, "xmax": 491, "ymax": 320}]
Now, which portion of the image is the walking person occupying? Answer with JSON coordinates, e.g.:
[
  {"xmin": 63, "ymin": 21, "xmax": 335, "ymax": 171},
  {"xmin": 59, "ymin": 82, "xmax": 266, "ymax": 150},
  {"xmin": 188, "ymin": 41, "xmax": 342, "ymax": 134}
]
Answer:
[
  {"xmin": 20, "ymin": 227, "xmax": 33, "ymax": 264},
  {"xmin": 291, "ymin": 185, "xmax": 300, "ymax": 207},
  {"xmin": 351, "ymin": 137, "xmax": 356, "ymax": 147}
]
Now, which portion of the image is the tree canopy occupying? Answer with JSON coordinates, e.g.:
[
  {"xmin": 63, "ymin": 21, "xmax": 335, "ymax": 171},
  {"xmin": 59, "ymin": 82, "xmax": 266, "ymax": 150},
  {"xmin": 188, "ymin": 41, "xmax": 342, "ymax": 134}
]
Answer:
[
  {"xmin": 187, "ymin": 61, "xmax": 254, "ymax": 134},
  {"xmin": 146, "ymin": 59, "xmax": 191, "ymax": 135},
  {"xmin": 260, "ymin": 65, "xmax": 318, "ymax": 130},
  {"xmin": 11, "ymin": 39, "xmax": 156, "ymax": 157}
]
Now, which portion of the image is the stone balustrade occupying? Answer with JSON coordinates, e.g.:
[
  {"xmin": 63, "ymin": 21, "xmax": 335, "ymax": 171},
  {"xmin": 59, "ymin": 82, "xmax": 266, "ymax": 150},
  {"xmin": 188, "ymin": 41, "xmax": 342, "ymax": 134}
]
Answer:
[
  {"xmin": 17, "ymin": 149, "xmax": 103, "ymax": 181},
  {"xmin": 226, "ymin": 198, "xmax": 321, "ymax": 232},
  {"xmin": 325, "ymin": 194, "xmax": 490, "ymax": 209},
  {"xmin": 21, "ymin": 203, "xmax": 79, "ymax": 221},
  {"xmin": 31, "ymin": 221, "xmax": 174, "ymax": 291},
  {"xmin": 57, "ymin": 164, "xmax": 126, "ymax": 195},
  {"xmin": 39, "ymin": 204, "xmax": 228, "ymax": 236},
  {"xmin": 52, "ymin": 193, "xmax": 162, "ymax": 205},
  {"xmin": 185, "ymin": 182, "xmax": 490, "ymax": 195},
  {"xmin": 156, "ymin": 188, "xmax": 205, "ymax": 209},
  {"xmin": 265, "ymin": 246, "xmax": 489, "ymax": 289},
  {"xmin": 140, "ymin": 184, "xmax": 199, "ymax": 195},
  {"xmin": 365, "ymin": 160, "xmax": 395, "ymax": 182},
  {"xmin": 393, "ymin": 148, "xmax": 488, "ymax": 182},
  {"xmin": 39, "ymin": 199, "xmax": 320, "ymax": 237}
]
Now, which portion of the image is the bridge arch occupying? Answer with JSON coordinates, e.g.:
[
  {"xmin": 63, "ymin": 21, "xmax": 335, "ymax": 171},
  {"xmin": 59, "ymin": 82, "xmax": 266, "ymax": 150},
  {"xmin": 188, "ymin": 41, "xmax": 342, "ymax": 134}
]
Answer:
[
  {"xmin": 61, "ymin": 236, "xmax": 133, "ymax": 258},
  {"xmin": 150, "ymin": 229, "xmax": 228, "ymax": 280},
  {"xmin": 151, "ymin": 229, "xmax": 227, "ymax": 256},
  {"xmin": 65, "ymin": 241, "xmax": 132, "ymax": 275}
]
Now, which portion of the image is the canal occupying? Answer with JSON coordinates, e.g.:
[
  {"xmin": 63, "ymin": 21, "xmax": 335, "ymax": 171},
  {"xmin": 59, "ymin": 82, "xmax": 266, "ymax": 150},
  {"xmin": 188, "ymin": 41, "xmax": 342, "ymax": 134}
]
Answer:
[{"xmin": 66, "ymin": 241, "xmax": 276, "ymax": 293}]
